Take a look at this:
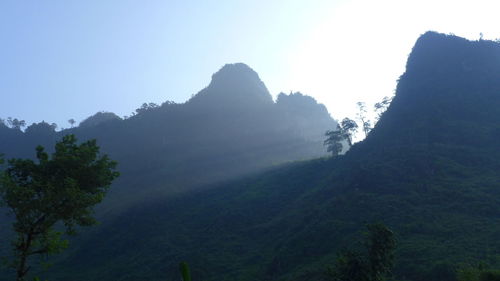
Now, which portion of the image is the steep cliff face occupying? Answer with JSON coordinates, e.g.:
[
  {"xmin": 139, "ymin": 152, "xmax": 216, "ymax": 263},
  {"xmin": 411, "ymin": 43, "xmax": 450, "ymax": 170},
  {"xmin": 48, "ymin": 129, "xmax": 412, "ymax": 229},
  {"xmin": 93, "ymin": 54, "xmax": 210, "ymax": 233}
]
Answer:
[
  {"xmin": 367, "ymin": 32, "xmax": 500, "ymax": 150},
  {"xmin": 344, "ymin": 33, "xmax": 500, "ymax": 200}
]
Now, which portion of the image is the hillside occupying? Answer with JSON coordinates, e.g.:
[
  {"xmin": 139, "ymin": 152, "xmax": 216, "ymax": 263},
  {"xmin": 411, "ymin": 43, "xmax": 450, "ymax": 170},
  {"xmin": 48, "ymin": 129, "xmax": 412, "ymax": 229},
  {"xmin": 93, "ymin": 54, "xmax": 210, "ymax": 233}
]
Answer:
[{"xmin": 2, "ymin": 32, "xmax": 500, "ymax": 281}]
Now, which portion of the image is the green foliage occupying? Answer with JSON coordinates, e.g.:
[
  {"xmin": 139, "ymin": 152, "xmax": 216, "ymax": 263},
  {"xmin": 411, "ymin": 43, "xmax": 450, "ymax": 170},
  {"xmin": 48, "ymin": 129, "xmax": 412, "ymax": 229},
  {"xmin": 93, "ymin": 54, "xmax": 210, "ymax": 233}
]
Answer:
[
  {"xmin": 366, "ymin": 224, "xmax": 396, "ymax": 281},
  {"xmin": 480, "ymin": 271, "xmax": 500, "ymax": 281},
  {"xmin": 458, "ymin": 264, "xmax": 500, "ymax": 281},
  {"xmin": 327, "ymin": 250, "xmax": 370, "ymax": 281},
  {"xmin": 0, "ymin": 134, "xmax": 119, "ymax": 281},
  {"xmin": 0, "ymin": 66, "xmax": 336, "ymax": 280},
  {"xmin": 1, "ymin": 32, "xmax": 500, "ymax": 281},
  {"xmin": 179, "ymin": 262, "xmax": 192, "ymax": 281},
  {"xmin": 326, "ymin": 224, "xmax": 396, "ymax": 281}
]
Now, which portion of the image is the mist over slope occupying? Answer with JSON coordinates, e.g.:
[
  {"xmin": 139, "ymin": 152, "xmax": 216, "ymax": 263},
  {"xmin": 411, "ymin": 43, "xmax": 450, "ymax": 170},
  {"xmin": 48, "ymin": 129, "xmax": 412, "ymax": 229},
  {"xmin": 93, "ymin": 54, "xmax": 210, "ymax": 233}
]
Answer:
[
  {"xmin": 0, "ymin": 63, "xmax": 336, "ymax": 209},
  {"xmin": 26, "ymin": 32, "xmax": 500, "ymax": 281}
]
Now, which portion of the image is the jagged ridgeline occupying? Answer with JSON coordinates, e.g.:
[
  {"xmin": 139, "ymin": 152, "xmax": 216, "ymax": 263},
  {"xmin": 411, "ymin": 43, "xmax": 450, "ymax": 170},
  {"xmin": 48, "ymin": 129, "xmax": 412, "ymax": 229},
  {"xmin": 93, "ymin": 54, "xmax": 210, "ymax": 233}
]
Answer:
[{"xmin": 2, "ymin": 32, "xmax": 500, "ymax": 281}]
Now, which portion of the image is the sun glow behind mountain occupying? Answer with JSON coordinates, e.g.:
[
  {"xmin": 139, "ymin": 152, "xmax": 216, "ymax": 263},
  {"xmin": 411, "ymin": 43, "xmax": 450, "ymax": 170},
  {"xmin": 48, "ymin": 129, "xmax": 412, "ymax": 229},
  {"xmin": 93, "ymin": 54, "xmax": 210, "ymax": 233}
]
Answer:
[{"xmin": 282, "ymin": 0, "xmax": 500, "ymax": 122}]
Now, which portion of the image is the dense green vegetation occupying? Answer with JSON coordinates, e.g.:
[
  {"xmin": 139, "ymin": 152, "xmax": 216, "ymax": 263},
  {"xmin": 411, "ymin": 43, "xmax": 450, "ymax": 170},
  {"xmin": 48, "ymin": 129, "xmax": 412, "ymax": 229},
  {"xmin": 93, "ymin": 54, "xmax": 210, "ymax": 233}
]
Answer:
[
  {"xmin": 1, "ymin": 32, "xmax": 499, "ymax": 281},
  {"xmin": 457, "ymin": 264, "xmax": 500, "ymax": 281},
  {"xmin": 326, "ymin": 223, "xmax": 397, "ymax": 281}
]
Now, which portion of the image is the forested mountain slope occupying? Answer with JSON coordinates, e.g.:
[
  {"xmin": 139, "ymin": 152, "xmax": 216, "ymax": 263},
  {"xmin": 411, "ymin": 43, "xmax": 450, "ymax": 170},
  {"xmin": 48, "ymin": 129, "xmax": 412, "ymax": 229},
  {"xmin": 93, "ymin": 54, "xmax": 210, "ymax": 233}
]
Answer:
[{"xmin": 3, "ymin": 32, "xmax": 500, "ymax": 281}]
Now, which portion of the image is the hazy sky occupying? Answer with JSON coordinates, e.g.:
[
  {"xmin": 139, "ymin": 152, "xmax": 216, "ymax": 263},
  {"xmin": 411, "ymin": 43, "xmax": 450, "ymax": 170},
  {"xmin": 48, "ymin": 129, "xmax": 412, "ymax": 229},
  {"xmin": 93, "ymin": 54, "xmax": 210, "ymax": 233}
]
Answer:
[{"xmin": 1, "ymin": 0, "xmax": 500, "ymax": 129}]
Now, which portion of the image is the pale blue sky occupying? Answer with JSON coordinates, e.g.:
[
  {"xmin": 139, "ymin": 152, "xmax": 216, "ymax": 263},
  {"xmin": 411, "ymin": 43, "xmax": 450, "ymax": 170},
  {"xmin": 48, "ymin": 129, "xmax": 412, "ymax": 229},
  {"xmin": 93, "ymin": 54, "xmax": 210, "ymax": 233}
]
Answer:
[{"xmin": 1, "ymin": 0, "xmax": 499, "ymax": 129}]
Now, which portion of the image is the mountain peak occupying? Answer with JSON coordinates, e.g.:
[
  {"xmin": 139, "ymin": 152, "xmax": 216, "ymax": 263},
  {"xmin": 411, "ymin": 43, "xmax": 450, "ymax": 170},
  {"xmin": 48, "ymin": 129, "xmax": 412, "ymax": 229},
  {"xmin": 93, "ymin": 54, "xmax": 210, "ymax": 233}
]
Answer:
[
  {"xmin": 211, "ymin": 63, "xmax": 260, "ymax": 82},
  {"xmin": 188, "ymin": 63, "xmax": 273, "ymax": 108},
  {"xmin": 363, "ymin": 32, "xmax": 500, "ymax": 151},
  {"xmin": 405, "ymin": 31, "xmax": 500, "ymax": 78}
]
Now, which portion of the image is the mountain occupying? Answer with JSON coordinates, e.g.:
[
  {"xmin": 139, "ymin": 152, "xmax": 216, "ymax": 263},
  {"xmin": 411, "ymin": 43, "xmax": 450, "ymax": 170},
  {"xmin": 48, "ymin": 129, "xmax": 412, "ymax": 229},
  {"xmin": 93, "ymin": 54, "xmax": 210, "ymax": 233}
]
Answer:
[
  {"xmin": 2, "ymin": 32, "xmax": 500, "ymax": 281},
  {"xmin": 0, "ymin": 63, "xmax": 335, "ymax": 212},
  {"xmin": 18, "ymin": 32, "xmax": 499, "ymax": 281}
]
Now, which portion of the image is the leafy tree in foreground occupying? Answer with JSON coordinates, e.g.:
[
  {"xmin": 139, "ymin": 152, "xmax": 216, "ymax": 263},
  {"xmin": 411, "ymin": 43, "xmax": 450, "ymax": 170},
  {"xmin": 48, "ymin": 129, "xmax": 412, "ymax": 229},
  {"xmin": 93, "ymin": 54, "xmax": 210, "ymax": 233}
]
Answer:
[
  {"xmin": 327, "ymin": 223, "xmax": 396, "ymax": 281},
  {"xmin": 179, "ymin": 262, "xmax": 192, "ymax": 281},
  {"xmin": 0, "ymin": 134, "xmax": 119, "ymax": 281}
]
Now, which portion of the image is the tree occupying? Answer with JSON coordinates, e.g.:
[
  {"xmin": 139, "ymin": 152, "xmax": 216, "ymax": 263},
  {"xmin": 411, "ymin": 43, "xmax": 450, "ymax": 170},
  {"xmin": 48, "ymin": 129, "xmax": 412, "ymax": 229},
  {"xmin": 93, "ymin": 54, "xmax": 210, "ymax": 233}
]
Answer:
[
  {"xmin": 24, "ymin": 122, "xmax": 57, "ymax": 136},
  {"xmin": 324, "ymin": 118, "xmax": 359, "ymax": 155},
  {"xmin": 68, "ymin": 119, "xmax": 76, "ymax": 128},
  {"xmin": 366, "ymin": 223, "xmax": 396, "ymax": 281},
  {"xmin": 340, "ymin": 118, "xmax": 358, "ymax": 147},
  {"xmin": 327, "ymin": 249, "xmax": 370, "ymax": 281},
  {"xmin": 179, "ymin": 262, "xmax": 192, "ymax": 281},
  {"xmin": 0, "ymin": 134, "xmax": 119, "ymax": 281},
  {"xmin": 7, "ymin": 117, "xmax": 26, "ymax": 130},
  {"xmin": 324, "ymin": 125, "xmax": 344, "ymax": 156},
  {"xmin": 356, "ymin": 102, "xmax": 372, "ymax": 138},
  {"xmin": 326, "ymin": 223, "xmax": 396, "ymax": 281},
  {"xmin": 374, "ymin": 96, "xmax": 392, "ymax": 121},
  {"xmin": 135, "ymin": 102, "xmax": 159, "ymax": 115}
]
